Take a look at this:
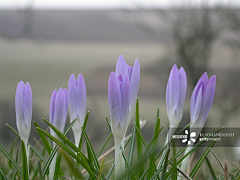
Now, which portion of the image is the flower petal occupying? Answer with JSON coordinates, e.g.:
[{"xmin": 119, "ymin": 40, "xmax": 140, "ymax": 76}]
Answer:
[
  {"xmin": 68, "ymin": 74, "xmax": 78, "ymax": 121},
  {"xmin": 166, "ymin": 65, "xmax": 180, "ymax": 120},
  {"xmin": 129, "ymin": 58, "xmax": 140, "ymax": 112},
  {"xmin": 175, "ymin": 67, "xmax": 187, "ymax": 121},
  {"xmin": 49, "ymin": 89, "xmax": 57, "ymax": 125},
  {"xmin": 116, "ymin": 55, "xmax": 129, "ymax": 78},
  {"xmin": 119, "ymin": 75, "xmax": 130, "ymax": 128},
  {"xmin": 200, "ymin": 75, "xmax": 216, "ymax": 122},
  {"xmin": 76, "ymin": 73, "xmax": 86, "ymax": 122},
  {"xmin": 15, "ymin": 81, "xmax": 25, "ymax": 124},
  {"xmin": 53, "ymin": 88, "xmax": 68, "ymax": 133},
  {"xmin": 23, "ymin": 82, "xmax": 32, "ymax": 126},
  {"xmin": 108, "ymin": 72, "xmax": 121, "ymax": 126}
]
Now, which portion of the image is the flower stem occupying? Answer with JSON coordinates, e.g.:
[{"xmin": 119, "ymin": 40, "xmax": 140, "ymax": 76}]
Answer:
[{"xmin": 114, "ymin": 137, "xmax": 125, "ymax": 179}]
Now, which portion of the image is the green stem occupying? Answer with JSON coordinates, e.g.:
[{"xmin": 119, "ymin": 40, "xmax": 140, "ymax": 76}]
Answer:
[{"xmin": 114, "ymin": 136, "xmax": 125, "ymax": 179}]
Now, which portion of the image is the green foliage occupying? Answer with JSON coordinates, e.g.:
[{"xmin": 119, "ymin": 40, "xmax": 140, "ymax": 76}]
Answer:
[{"xmin": 0, "ymin": 100, "xmax": 239, "ymax": 180}]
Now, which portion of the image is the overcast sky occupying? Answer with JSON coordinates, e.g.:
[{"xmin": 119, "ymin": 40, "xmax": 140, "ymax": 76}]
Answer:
[{"xmin": 0, "ymin": 0, "xmax": 239, "ymax": 9}]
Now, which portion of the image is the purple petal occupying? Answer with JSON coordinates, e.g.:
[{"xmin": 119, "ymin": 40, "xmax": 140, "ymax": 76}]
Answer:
[
  {"xmin": 15, "ymin": 81, "xmax": 25, "ymax": 125},
  {"xmin": 190, "ymin": 72, "xmax": 208, "ymax": 118},
  {"xmin": 129, "ymin": 58, "xmax": 140, "ymax": 112},
  {"xmin": 166, "ymin": 65, "xmax": 179, "ymax": 119},
  {"xmin": 176, "ymin": 67, "xmax": 187, "ymax": 120},
  {"xmin": 23, "ymin": 82, "xmax": 32, "ymax": 126},
  {"xmin": 53, "ymin": 88, "xmax": 68, "ymax": 133},
  {"xmin": 68, "ymin": 74, "xmax": 78, "ymax": 121},
  {"xmin": 108, "ymin": 72, "xmax": 121, "ymax": 126},
  {"xmin": 76, "ymin": 74, "xmax": 86, "ymax": 122},
  {"xmin": 200, "ymin": 75, "xmax": 216, "ymax": 122},
  {"xmin": 191, "ymin": 83, "xmax": 203, "ymax": 122},
  {"xmin": 49, "ymin": 89, "xmax": 57, "ymax": 125},
  {"xmin": 119, "ymin": 75, "xmax": 130, "ymax": 128},
  {"xmin": 116, "ymin": 55, "xmax": 129, "ymax": 78}
]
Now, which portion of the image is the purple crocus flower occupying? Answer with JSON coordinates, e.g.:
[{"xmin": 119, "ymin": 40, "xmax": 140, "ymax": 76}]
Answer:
[
  {"xmin": 108, "ymin": 55, "xmax": 140, "ymax": 177},
  {"xmin": 166, "ymin": 64, "xmax": 187, "ymax": 127},
  {"xmin": 68, "ymin": 74, "xmax": 86, "ymax": 147},
  {"xmin": 15, "ymin": 81, "xmax": 32, "ymax": 144},
  {"xmin": 108, "ymin": 55, "xmax": 140, "ymax": 137},
  {"xmin": 49, "ymin": 88, "xmax": 68, "ymax": 135},
  {"xmin": 190, "ymin": 73, "xmax": 216, "ymax": 129}
]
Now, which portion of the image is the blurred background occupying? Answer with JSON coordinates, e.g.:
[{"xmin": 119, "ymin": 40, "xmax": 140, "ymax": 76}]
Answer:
[{"xmin": 0, "ymin": 0, "xmax": 240, "ymax": 170}]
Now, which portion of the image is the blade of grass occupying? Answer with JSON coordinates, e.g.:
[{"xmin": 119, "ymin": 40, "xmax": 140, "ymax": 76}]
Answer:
[
  {"xmin": 190, "ymin": 140, "xmax": 216, "ymax": 178},
  {"xmin": 161, "ymin": 148, "xmax": 170, "ymax": 180},
  {"xmin": 36, "ymin": 127, "xmax": 97, "ymax": 177},
  {"xmin": 21, "ymin": 140, "xmax": 28, "ymax": 180},
  {"xmin": 171, "ymin": 140, "xmax": 177, "ymax": 180},
  {"xmin": 82, "ymin": 128, "xmax": 100, "ymax": 171},
  {"xmin": 0, "ymin": 166, "xmax": 7, "ymax": 180},
  {"xmin": 135, "ymin": 98, "xmax": 144, "ymax": 178},
  {"xmin": 60, "ymin": 149, "xmax": 83, "ymax": 180},
  {"xmin": 0, "ymin": 144, "xmax": 23, "ymax": 175},
  {"xmin": 205, "ymin": 156, "xmax": 217, "ymax": 180},
  {"xmin": 54, "ymin": 154, "xmax": 62, "ymax": 180},
  {"xmin": 79, "ymin": 112, "xmax": 89, "ymax": 150},
  {"xmin": 97, "ymin": 159, "xmax": 105, "ymax": 180}
]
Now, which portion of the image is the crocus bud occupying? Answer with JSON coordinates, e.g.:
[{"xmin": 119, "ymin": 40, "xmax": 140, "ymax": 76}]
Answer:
[
  {"xmin": 49, "ymin": 88, "xmax": 68, "ymax": 180},
  {"xmin": 108, "ymin": 55, "xmax": 140, "ymax": 139},
  {"xmin": 15, "ymin": 81, "xmax": 32, "ymax": 145},
  {"xmin": 108, "ymin": 55, "xmax": 140, "ymax": 178},
  {"xmin": 190, "ymin": 73, "xmax": 216, "ymax": 129},
  {"xmin": 166, "ymin": 64, "xmax": 187, "ymax": 127},
  {"xmin": 68, "ymin": 73, "xmax": 86, "ymax": 147},
  {"xmin": 49, "ymin": 88, "xmax": 68, "ymax": 136}
]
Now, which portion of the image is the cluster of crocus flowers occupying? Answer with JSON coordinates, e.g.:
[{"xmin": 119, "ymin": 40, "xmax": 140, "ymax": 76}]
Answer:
[
  {"xmin": 14, "ymin": 55, "xmax": 216, "ymax": 180},
  {"xmin": 15, "ymin": 81, "xmax": 32, "ymax": 172},
  {"xmin": 108, "ymin": 55, "xmax": 140, "ymax": 178},
  {"xmin": 68, "ymin": 73, "xmax": 86, "ymax": 148},
  {"xmin": 49, "ymin": 88, "xmax": 68, "ymax": 180}
]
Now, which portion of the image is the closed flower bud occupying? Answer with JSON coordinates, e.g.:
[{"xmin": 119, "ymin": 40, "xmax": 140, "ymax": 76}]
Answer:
[
  {"xmin": 68, "ymin": 73, "xmax": 86, "ymax": 147},
  {"xmin": 15, "ymin": 81, "xmax": 32, "ymax": 145},
  {"xmin": 49, "ymin": 88, "xmax": 68, "ymax": 136},
  {"xmin": 190, "ymin": 73, "xmax": 216, "ymax": 129},
  {"xmin": 166, "ymin": 65, "xmax": 187, "ymax": 127}
]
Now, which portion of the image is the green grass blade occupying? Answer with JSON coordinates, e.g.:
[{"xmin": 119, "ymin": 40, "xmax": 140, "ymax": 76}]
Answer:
[
  {"xmin": 82, "ymin": 128, "xmax": 100, "ymax": 171},
  {"xmin": 21, "ymin": 140, "xmax": 28, "ymax": 180},
  {"xmin": 96, "ymin": 132, "xmax": 113, "ymax": 158},
  {"xmin": 60, "ymin": 149, "xmax": 84, "ymax": 180},
  {"xmin": 97, "ymin": 159, "xmax": 105, "ymax": 180},
  {"xmin": 7, "ymin": 122, "xmax": 46, "ymax": 163},
  {"xmin": 54, "ymin": 154, "xmax": 62, "ymax": 180},
  {"xmin": 128, "ymin": 125, "xmax": 136, "ymax": 165},
  {"xmin": 171, "ymin": 140, "xmax": 177, "ymax": 180},
  {"xmin": 135, "ymin": 98, "xmax": 144, "ymax": 178},
  {"xmin": 34, "ymin": 121, "xmax": 52, "ymax": 155},
  {"xmin": 9, "ymin": 137, "xmax": 18, "ymax": 168},
  {"xmin": 79, "ymin": 112, "xmax": 89, "ymax": 150},
  {"xmin": 190, "ymin": 140, "xmax": 216, "ymax": 178},
  {"xmin": 105, "ymin": 116, "xmax": 111, "ymax": 131},
  {"xmin": 134, "ymin": 123, "xmax": 147, "ymax": 147},
  {"xmin": 38, "ymin": 160, "xmax": 43, "ymax": 180},
  {"xmin": 0, "ymin": 166, "xmax": 7, "ymax": 180},
  {"xmin": 106, "ymin": 164, "xmax": 115, "ymax": 180},
  {"xmin": 0, "ymin": 144, "xmax": 23, "ymax": 175},
  {"xmin": 161, "ymin": 148, "xmax": 170, "ymax": 180},
  {"xmin": 36, "ymin": 127, "xmax": 97, "ymax": 177},
  {"xmin": 205, "ymin": 156, "xmax": 217, "ymax": 180}
]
